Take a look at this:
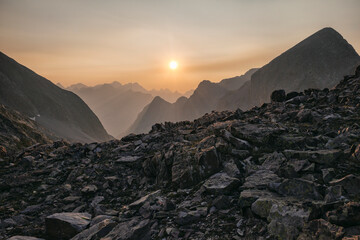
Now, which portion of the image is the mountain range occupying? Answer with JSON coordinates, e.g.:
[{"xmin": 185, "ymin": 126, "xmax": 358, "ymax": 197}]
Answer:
[
  {"xmin": 129, "ymin": 27, "xmax": 360, "ymax": 134},
  {"xmin": 0, "ymin": 52, "xmax": 111, "ymax": 143},
  {"xmin": 65, "ymin": 82, "xmax": 193, "ymax": 137},
  {"xmin": 127, "ymin": 68, "xmax": 256, "ymax": 134}
]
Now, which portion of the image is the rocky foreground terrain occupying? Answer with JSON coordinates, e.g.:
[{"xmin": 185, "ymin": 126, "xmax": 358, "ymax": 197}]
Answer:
[{"xmin": 1, "ymin": 66, "xmax": 360, "ymax": 240}]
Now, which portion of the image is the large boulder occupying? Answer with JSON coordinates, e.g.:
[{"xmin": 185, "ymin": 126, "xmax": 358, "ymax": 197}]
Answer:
[
  {"xmin": 242, "ymin": 170, "xmax": 281, "ymax": 189},
  {"xmin": 274, "ymin": 178, "xmax": 323, "ymax": 200},
  {"xmin": 45, "ymin": 212, "xmax": 91, "ymax": 240},
  {"xmin": 102, "ymin": 218, "xmax": 152, "ymax": 240},
  {"xmin": 70, "ymin": 219, "xmax": 116, "ymax": 240},
  {"xmin": 283, "ymin": 149, "xmax": 342, "ymax": 165},
  {"xmin": 298, "ymin": 219, "xmax": 344, "ymax": 240},
  {"xmin": 196, "ymin": 146, "xmax": 221, "ymax": 178},
  {"xmin": 326, "ymin": 202, "xmax": 360, "ymax": 227},
  {"xmin": 271, "ymin": 90, "xmax": 286, "ymax": 102},
  {"xmin": 203, "ymin": 172, "xmax": 240, "ymax": 195},
  {"xmin": 329, "ymin": 174, "xmax": 360, "ymax": 198},
  {"xmin": 239, "ymin": 189, "xmax": 277, "ymax": 208}
]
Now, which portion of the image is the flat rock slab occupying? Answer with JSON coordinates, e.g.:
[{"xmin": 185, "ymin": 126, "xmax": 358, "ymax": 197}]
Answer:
[
  {"xmin": 283, "ymin": 149, "xmax": 342, "ymax": 165},
  {"xmin": 8, "ymin": 237, "xmax": 45, "ymax": 240},
  {"xmin": 102, "ymin": 218, "xmax": 152, "ymax": 240},
  {"xmin": 242, "ymin": 170, "xmax": 281, "ymax": 190},
  {"xmin": 116, "ymin": 156, "xmax": 141, "ymax": 163},
  {"xmin": 203, "ymin": 172, "xmax": 240, "ymax": 195},
  {"xmin": 239, "ymin": 189, "xmax": 277, "ymax": 208},
  {"xmin": 45, "ymin": 212, "xmax": 91, "ymax": 240},
  {"xmin": 128, "ymin": 190, "xmax": 161, "ymax": 210},
  {"xmin": 274, "ymin": 178, "xmax": 323, "ymax": 200},
  {"xmin": 70, "ymin": 219, "xmax": 116, "ymax": 240}
]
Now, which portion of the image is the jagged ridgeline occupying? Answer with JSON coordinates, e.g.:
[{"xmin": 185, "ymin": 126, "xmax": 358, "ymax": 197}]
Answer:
[
  {"xmin": 1, "ymin": 62, "xmax": 360, "ymax": 239},
  {"xmin": 129, "ymin": 28, "xmax": 360, "ymax": 135},
  {"xmin": 0, "ymin": 52, "xmax": 112, "ymax": 143}
]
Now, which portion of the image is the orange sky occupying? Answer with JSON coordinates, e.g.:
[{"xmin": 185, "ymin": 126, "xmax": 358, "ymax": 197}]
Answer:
[{"xmin": 1, "ymin": 0, "xmax": 359, "ymax": 92}]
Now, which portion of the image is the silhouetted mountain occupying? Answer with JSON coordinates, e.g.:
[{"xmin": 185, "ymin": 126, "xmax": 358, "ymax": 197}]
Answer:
[
  {"xmin": 127, "ymin": 79, "xmax": 232, "ymax": 134},
  {"xmin": 218, "ymin": 68, "xmax": 258, "ymax": 90},
  {"xmin": 68, "ymin": 82, "xmax": 191, "ymax": 137},
  {"xmin": 72, "ymin": 84, "xmax": 153, "ymax": 137},
  {"xmin": 56, "ymin": 82, "xmax": 65, "ymax": 89},
  {"xmin": 219, "ymin": 27, "xmax": 360, "ymax": 110},
  {"xmin": 129, "ymin": 28, "xmax": 359, "ymax": 135},
  {"xmin": 0, "ymin": 51, "xmax": 111, "ymax": 143},
  {"xmin": 66, "ymin": 83, "xmax": 88, "ymax": 92}
]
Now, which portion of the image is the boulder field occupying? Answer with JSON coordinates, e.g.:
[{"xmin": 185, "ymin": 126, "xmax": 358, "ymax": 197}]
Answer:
[{"xmin": 1, "ymin": 66, "xmax": 360, "ymax": 239}]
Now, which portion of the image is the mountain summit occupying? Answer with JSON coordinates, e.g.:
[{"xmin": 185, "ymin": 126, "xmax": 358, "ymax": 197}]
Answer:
[
  {"xmin": 220, "ymin": 27, "xmax": 360, "ymax": 110},
  {"xmin": 0, "ymin": 51, "xmax": 111, "ymax": 143}
]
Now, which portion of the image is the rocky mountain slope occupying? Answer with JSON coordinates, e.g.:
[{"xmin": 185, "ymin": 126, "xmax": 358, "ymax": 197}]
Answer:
[
  {"xmin": 219, "ymin": 27, "xmax": 360, "ymax": 111},
  {"xmin": 1, "ymin": 65, "xmax": 360, "ymax": 240},
  {"xmin": 128, "ymin": 69, "xmax": 256, "ymax": 134},
  {"xmin": 67, "ymin": 82, "xmax": 192, "ymax": 138},
  {"xmin": 0, "ymin": 52, "xmax": 111, "ymax": 143},
  {"xmin": 0, "ymin": 104, "xmax": 52, "ymax": 160}
]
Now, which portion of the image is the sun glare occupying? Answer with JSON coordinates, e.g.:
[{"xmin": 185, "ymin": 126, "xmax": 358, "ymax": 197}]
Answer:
[{"xmin": 169, "ymin": 61, "xmax": 178, "ymax": 70}]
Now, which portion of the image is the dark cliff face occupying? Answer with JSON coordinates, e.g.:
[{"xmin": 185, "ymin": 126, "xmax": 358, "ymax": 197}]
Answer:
[
  {"xmin": 1, "ymin": 66, "xmax": 360, "ymax": 240},
  {"xmin": 250, "ymin": 27, "xmax": 360, "ymax": 106},
  {"xmin": 219, "ymin": 27, "xmax": 360, "ymax": 111},
  {"xmin": 0, "ymin": 51, "xmax": 111, "ymax": 143}
]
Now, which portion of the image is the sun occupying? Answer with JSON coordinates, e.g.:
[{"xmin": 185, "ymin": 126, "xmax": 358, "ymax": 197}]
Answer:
[{"xmin": 169, "ymin": 60, "xmax": 178, "ymax": 70}]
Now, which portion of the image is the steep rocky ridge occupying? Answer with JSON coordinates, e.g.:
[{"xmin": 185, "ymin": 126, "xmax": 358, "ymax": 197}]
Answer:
[
  {"xmin": 1, "ymin": 66, "xmax": 360, "ymax": 239},
  {"xmin": 219, "ymin": 27, "xmax": 360, "ymax": 110},
  {"xmin": 0, "ymin": 52, "xmax": 111, "ymax": 143}
]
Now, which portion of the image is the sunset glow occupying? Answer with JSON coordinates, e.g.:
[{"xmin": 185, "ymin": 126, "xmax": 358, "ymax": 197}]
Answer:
[
  {"xmin": 169, "ymin": 61, "xmax": 178, "ymax": 70},
  {"xmin": 0, "ymin": 0, "xmax": 359, "ymax": 92}
]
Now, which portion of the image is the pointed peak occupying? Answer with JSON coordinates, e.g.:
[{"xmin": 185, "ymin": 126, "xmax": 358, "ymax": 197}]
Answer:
[
  {"xmin": 152, "ymin": 96, "xmax": 167, "ymax": 104},
  {"xmin": 311, "ymin": 27, "xmax": 342, "ymax": 39}
]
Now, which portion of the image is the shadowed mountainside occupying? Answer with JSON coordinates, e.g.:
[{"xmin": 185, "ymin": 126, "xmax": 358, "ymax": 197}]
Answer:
[
  {"xmin": 218, "ymin": 27, "xmax": 360, "ymax": 110},
  {"xmin": 0, "ymin": 51, "xmax": 111, "ymax": 143}
]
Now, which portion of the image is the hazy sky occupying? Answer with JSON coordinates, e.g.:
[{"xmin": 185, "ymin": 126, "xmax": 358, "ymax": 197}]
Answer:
[{"xmin": 1, "ymin": 0, "xmax": 359, "ymax": 92}]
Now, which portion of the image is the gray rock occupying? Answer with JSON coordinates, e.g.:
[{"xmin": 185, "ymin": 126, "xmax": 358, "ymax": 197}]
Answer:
[
  {"xmin": 116, "ymin": 156, "xmax": 141, "ymax": 163},
  {"xmin": 321, "ymin": 168, "xmax": 335, "ymax": 183},
  {"xmin": 70, "ymin": 219, "xmax": 116, "ymax": 240},
  {"xmin": 242, "ymin": 170, "xmax": 281, "ymax": 189},
  {"xmin": 203, "ymin": 172, "xmax": 240, "ymax": 195},
  {"xmin": 196, "ymin": 146, "xmax": 220, "ymax": 178},
  {"xmin": 128, "ymin": 190, "xmax": 161, "ymax": 210},
  {"xmin": 330, "ymin": 174, "xmax": 360, "ymax": 197},
  {"xmin": 271, "ymin": 90, "xmax": 286, "ymax": 102},
  {"xmin": 239, "ymin": 189, "xmax": 277, "ymax": 208},
  {"xmin": 274, "ymin": 178, "xmax": 323, "ymax": 200},
  {"xmin": 175, "ymin": 211, "xmax": 201, "ymax": 225},
  {"xmin": 90, "ymin": 215, "xmax": 115, "ymax": 227},
  {"xmin": 283, "ymin": 149, "xmax": 342, "ymax": 165},
  {"xmin": 8, "ymin": 237, "xmax": 44, "ymax": 240},
  {"xmin": 102, "ymin": 218, "xmax": 152, "ymax": 240},
  {"xmin": 45, "ymin": 212, "xmax": 91, "ymax": 240}
]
